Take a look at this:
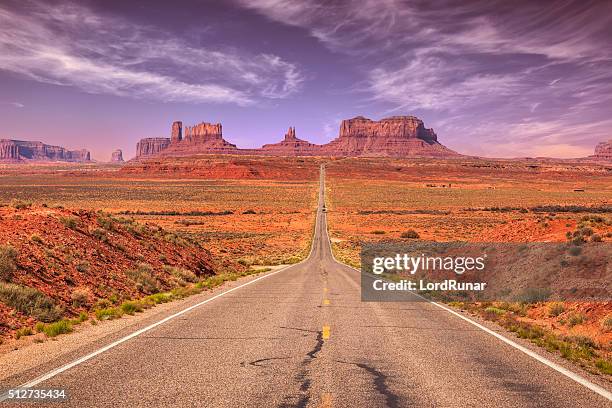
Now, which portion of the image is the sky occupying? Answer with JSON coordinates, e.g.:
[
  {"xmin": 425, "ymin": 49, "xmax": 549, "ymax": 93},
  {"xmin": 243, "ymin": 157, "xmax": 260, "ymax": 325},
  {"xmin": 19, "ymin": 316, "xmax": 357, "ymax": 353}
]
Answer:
[{"xmin": 1, "ymin": 0, "xmax": 611, "ymax": 160}]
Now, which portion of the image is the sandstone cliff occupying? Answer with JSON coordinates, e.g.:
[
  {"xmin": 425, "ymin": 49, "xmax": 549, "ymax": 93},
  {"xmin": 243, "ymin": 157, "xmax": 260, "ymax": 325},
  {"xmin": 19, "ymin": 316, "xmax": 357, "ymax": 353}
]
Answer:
[
  {"xmin": 111, "ymin": 149, "xmax": 124, "ymax": 163},
  {"xmin": 135, "ymin": 121, "xmax": 237, "ymax": 158},
  {"xmin": 591, "ymin": 140, "xmax": 611, "ymax": 161},
  {"xmin": 135, "ymin": 138, "xmax": 171, "ymax": 158},
  {"xmin": 0, "ymin": 139, "xmax": 91, "ymax": 162},
  {"xmin": 322, "ymin": 116, "xmax": 456, "ymax": 157},
  {"xmin": 261, "ymin": 127, "xmax": 320, "ymax": 156},
  {"xmin": 133, "ymin": 115, "xmax": 458, "ymax": 159}
]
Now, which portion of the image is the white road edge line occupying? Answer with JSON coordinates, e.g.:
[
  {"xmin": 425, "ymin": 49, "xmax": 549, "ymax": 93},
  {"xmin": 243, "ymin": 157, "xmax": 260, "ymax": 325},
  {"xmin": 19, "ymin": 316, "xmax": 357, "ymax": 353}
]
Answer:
[
  {"xmin": 321, "ymin": 168, "xmax": 610, "ymax": 401},
  {"xmin": 337, "ymin": 263, "xmax": 612, "ymax": 401},
  {"xmin": 0, "ymin": 180, "xmax": 324, "ymax": 401},
  {"xmin": 0, "ymin": 264, "xmax": 293, "ymax": 400}
]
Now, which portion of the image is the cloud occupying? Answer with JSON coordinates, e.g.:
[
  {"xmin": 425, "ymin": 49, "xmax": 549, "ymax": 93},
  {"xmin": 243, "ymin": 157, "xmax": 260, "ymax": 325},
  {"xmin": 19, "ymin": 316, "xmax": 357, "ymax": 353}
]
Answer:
[
  {"xmin": 236, "ymin": 0, "xmax": 612, "ymax": 157},
  {"xmin": 0, "ymin": 2, "xmax": 304, "ymax": 105},
  {"xmin": 4, "ymin": 102, "xmax": 24, "ymax": 108}
]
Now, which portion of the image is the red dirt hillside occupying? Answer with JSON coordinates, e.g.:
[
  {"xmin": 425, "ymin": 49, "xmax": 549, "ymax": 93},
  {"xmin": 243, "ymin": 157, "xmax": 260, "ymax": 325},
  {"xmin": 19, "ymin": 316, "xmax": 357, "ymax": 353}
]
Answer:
[{"xmin": 0, "ymin": 204, "xmax": 222, "ymax": 338}]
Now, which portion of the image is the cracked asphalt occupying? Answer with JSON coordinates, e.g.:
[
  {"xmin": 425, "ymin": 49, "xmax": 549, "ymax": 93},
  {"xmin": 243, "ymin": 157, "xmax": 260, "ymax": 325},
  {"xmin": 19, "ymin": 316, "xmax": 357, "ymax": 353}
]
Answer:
[{"xmin": 2, "ymin": 166, "xmax": 611, "ymax": 407}]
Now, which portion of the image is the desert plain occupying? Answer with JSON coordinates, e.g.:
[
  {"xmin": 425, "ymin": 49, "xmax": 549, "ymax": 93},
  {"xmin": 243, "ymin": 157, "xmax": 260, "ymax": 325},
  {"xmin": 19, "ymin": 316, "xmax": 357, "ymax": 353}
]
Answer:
[{"xmin": 0, "ymin": 155, "xmax": 611, "ymax": 378}]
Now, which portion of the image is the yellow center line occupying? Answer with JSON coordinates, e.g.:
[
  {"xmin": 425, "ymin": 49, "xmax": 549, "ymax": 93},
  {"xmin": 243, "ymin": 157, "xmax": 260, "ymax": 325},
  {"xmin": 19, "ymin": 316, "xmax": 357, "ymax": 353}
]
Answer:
[
  {"xmin": 322, "ymin": 325, "xmax": 330, "ymax": 340},
  {"xmin": 323, "ymin": 299, "xmax": 330, "ymax": 305},
  {"xmin": 323, "ymin": 287, "xmax": 329, "ymax": 292}
]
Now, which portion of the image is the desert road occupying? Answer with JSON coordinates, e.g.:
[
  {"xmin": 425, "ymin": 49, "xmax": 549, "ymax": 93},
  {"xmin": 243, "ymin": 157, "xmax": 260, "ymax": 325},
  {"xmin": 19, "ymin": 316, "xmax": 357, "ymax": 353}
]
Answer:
[{"xmin": 1, "ymin": 166, "xmax": 611, "ymax": 407}]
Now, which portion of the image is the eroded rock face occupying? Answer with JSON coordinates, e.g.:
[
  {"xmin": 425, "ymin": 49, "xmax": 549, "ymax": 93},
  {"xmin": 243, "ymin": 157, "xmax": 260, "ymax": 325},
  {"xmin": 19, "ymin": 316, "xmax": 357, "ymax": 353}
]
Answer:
[
  {"xmin": 0, "ymin": 139, "xmax": 91, "ymax": 162},
  {"xmin": 171, "ymin": 121, "xmax": 182, "ymax": 144},
  {"xmin": 322, "ymin": 116, "xmax": 455, "ymax": 157},
  {"xmin": 0, "ymin": 140, "xmax": 19, "ymax": 160},
  {"xmin": 591, "ymin": 140, "xmax": 612, "ymax": 161},
  {"xmin": 133, "ymin": 115, "xmax": 459, "ymax": 159},
  {"xmin": 135, "ymin": 121, "xmax": 237, "ymax": 158},
  {"xmin": 136, "ymin": 138, "xmax": 171, "ymax": 158},
  {"xmin": 261, "ymin": 127, "xmax": 320, "ymax": 156},
  {"xmin": 111, "ymin": 149, "xmax": 124, "ymax": 163}
]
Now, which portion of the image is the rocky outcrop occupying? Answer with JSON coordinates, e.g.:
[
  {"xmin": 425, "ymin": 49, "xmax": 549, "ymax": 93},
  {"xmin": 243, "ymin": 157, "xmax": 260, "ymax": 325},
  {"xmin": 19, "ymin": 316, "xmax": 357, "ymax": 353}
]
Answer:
[
  {"xmin": 0, "ymin": 139, "xmax": 91, "ymax": 162},
  {"xmin": 0, "ymin": 140, "xmax": 19, "ymax": 160},
  {"xmin": 111, "ymin": 149, "xmax": 124, "ymax": 163},
  {"xmin": 171, "ymin": 121, "xmax": 182, "ymax": 144},
  {"xmin": 261, "ymin": 127, "xmax": 320, "ymax": 156},
  {"xmin": 133, "ymin": 115, "xmax": 458, "ymax": 159},
  {"xmin": 321, "ymin": 116, "xmax": 456, "ymax": 157},
  {"xmin": 136, "ymin": 138, "xmax": 171, "ymax": 158},
  {"xmin": 135, "ymin": 121, "xmax": 237, "ymax": 158},
  {"xmin": 591, "ymin": 140, "xmax": 611, "ymax": 161}
]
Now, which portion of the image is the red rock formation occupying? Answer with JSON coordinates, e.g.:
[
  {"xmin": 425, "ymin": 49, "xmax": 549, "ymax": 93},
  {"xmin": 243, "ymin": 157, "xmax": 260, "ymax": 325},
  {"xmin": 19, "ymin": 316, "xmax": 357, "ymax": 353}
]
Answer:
[
  {"xmin": 0, "ymin": 139, "xmax": 91, "ymax": 162},
  {"xmin": 133, "ymin": 115, "xmax": 459, "ymax": 159},
  {"xmin": 591, "ymin": 140, "xmax": 612, "ymax": 161},
  {"xmin": 171, "ymin": 121, "xmax": 182, "ymax": 144},
  {"xmin": 261, "ymin": 127, "xmax": 320, "ymax": 156},
  {"xmin": 322, "ymin": 116, "xmax": 456, "ymax": 157},
  {"xmin": 0, "ymin": 140, "xmax": 19, "ymax": 160},
  {"xmin": 136, "ymin": 138, "xmax": 171, "ymax": 158},
  {"xmin": 159, "ymin": 121, "xmax": 238, "ymax": 155},
  {"xmin": 111, "ymin": 149, "xmax": 124, "ymax": 163}
]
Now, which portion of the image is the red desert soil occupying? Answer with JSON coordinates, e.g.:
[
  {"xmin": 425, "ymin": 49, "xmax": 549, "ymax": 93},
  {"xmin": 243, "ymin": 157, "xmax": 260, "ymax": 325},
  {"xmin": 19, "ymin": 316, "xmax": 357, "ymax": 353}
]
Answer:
[
  {"xmin": 117, "ymin": 155, "xmax": 323, "ymax": 180},
  {"xmin": 0, "ymin": 205, "xmax": 230, "ymax": 339}
]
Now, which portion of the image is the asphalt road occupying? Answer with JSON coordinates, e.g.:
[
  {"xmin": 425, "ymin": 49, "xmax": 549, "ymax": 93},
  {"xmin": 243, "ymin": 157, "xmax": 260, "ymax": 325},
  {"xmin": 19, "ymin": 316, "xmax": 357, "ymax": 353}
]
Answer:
[{"xmin": 2, "ymin": 166, "xmax": 611, "ymax": 407}]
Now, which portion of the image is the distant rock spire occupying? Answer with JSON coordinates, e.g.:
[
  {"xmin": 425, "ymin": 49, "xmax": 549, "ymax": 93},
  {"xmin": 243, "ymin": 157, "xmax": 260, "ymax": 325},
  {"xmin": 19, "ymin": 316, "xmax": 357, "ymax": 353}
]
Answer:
[
  {"xmin": 284, "ymin": 126, "xmax": 296, "ymax": 141},
  {"xmin": 171, "ymin": 121, "xmax": 183, "ymax": 144}
]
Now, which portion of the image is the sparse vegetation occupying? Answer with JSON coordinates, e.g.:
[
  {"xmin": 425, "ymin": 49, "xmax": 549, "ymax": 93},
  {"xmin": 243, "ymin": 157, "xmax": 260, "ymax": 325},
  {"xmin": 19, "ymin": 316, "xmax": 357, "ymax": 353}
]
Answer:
[
  {"xmin": 601, "ymin": 315, "xmax": 612, "ymax": 332},
  {"xmin": 567, "ymin": 313, "xmax": 586, "ymax": 327},
  {"xmin": 164, "ymin": 265, "xmax": 197, "ymax": 285},
  {"xmin": 400, "ymin": 229, "xmax": 420, "ymax": 239},
  {"xmin": 548, "ymin": 302, "xmax": 565, "ymax": 317},
  {"xmin": 30, "ymin": 234, "xmax": 43, "ymax": 244},
  {"xmin": 120, "ymin": 300, "xmax": 144, "ymax": 315},
  {"xmin": 71, "ymin": 287, "xmax": 92, "ymax": 307},
  {"xmin": 11, "ymin": 199, "xmax": 32, "ymax": 209},
  {"xmin": 0, "ymin": 245, "xmax": 18, "ymax": 281},
  {"xmin": 125, "ymin": 264, "xmax": 159, "ymax": 294},
  {"xmin": 91, "ymin": 227, "xmax": 108, "ymax": 242},
  {"xmin": 15, "ymin": 327, "xmax": 33, "ymax": 339},
  {"xmin": 39, "ymin": 319, "xmax": 73, "ymax": 337},
  {"xmin": 95, "ymin": 307, "xmax": 123, "ymax": 320},
  {"xmin": 0, "ymin": 283, "xmax": 63, "ymax": 322},
  {"xmin": 516, "ymin": 287, "xmax": 551, "ymax": 303},
  {"xmin": 59, "ymin": 216, "xmax": 79, "ymax": 230}
]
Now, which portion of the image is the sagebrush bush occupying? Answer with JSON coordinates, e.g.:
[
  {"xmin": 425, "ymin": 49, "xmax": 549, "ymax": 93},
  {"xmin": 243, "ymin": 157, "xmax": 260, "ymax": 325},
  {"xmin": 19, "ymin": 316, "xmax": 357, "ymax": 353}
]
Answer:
[
  {"xmin": 0, "ymin": 283, "xmax": 63, "ymax": 322},
  {"xmin": 11, "ymin": 199, "xmax": 32, "ymax": 209},
  {"xmin": 400, "ymin": 229, "xmax": 420, "ymax": 239},
  {"xmin": 164, "ymin": 265, "xmax": 197, "ymax": 285},
  {"xmin": 548, "ymin": 302, "xmax": 565, "ymax": 317},
  {"xmin": 59, "ymin": 216, "xmax": 79, "ymax": 230},
  {"xmin": 0, "ymin": 245, "xmax": 18, "ymax": 281},
  {"xmin": 567, "ymin": 313, "xmax": 586, "ymax": 327},
  {"xmin": 125, "ymin": 264, "xmax": 159, "ymax": 294},
  {"xmin": 71, "ymin": 287, "xmax": 92, "ymax": 307},
  {"xmin": 41, "ymin": 319, "xmax": 73, "ymax": 337}
]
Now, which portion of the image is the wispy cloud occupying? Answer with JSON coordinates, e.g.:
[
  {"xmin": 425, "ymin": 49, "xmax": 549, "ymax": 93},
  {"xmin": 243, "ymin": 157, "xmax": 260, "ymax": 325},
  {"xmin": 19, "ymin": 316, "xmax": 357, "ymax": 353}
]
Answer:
[
  {"xmin": 2, "ymin": 101, "xmax": 25, "ymax": 108},
  {"xmin": 0, "ymin": 2, "xmax": 304, "ymax": 105},
  {"xmin": 236, "ymin": 0, "xmax": 612, "ymax": 157}
]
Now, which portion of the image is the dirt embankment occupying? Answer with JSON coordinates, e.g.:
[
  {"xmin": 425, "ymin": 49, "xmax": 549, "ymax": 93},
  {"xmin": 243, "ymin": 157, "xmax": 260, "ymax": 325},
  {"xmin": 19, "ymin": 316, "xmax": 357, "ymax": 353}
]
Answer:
[{"xmin": 0, "ymin": 204, "xmax": 234, "ymax": 339}]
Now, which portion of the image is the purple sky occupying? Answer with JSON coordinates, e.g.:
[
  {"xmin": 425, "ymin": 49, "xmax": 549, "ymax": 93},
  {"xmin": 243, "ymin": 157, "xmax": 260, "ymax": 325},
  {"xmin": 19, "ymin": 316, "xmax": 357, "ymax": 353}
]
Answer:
[{"xmin": 1, "ymin": 0, "xmax": 611, "ymax": 160}]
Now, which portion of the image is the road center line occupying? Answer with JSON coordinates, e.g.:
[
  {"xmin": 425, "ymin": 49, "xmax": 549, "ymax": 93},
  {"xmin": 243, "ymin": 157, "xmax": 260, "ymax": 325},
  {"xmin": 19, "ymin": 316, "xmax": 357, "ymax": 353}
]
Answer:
[{"xmin": 322, "ymin": 326, "xmax": 331, "ymax": 340}]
